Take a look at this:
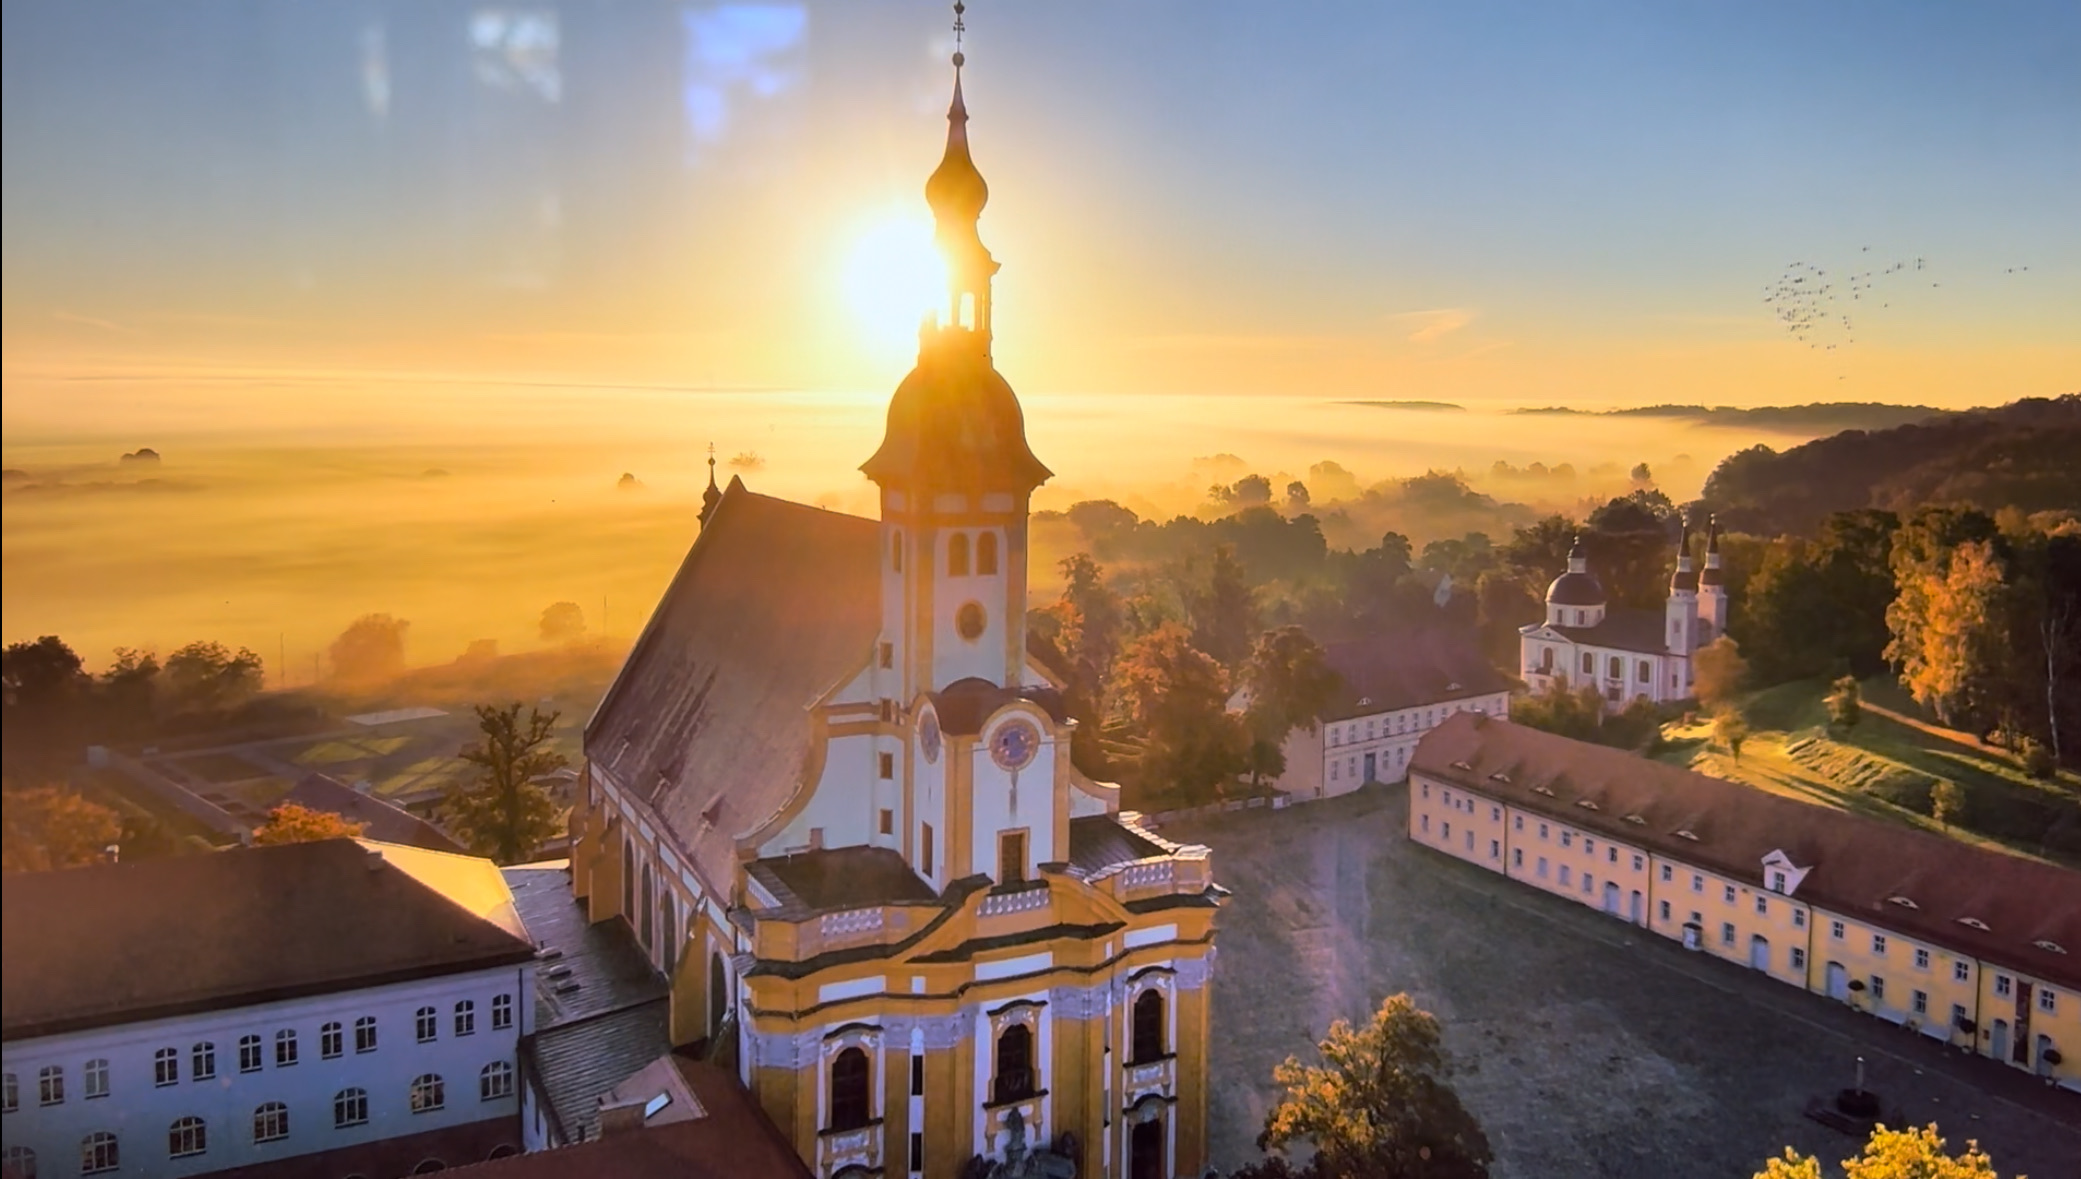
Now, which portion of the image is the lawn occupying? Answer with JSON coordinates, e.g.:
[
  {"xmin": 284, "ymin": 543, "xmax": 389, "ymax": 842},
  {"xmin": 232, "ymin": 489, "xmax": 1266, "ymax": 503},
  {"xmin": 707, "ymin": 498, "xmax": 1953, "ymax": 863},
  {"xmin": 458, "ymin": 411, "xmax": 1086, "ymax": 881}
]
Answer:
[{"xmin": 1655, "ymin": 677, "xmax": 2081, "ymax": 869}]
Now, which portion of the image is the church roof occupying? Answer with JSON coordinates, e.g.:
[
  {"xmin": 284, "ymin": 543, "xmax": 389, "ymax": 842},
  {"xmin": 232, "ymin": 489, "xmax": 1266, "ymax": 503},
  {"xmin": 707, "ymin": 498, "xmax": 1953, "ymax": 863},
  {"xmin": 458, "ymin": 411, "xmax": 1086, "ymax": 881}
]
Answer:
[
  {"xmin": 1545, "ymin": 569, "xmax": 1606, "ymax": 606},
  {"xmin": 746, "ymin": 846, "xmax": 939, "ymax": 915},
  {"xmin": 1412, "ymin": 713, "xmax": 2081, "ymax": 990},
  {"xmin": 859, "ymin": 341, "xmax": 1052, "ymax": 493},
  {"xmin": 1545, "ymin": 606, "xmax": 1670, "ymax": 655},
  {"xmin": 1319, "ymin": 628, "xmax": 1516, "ymax": 720},
  {"xmin": 585, "ymin": 480, "xmax": 882, "ymax": 892},
  {"xmin": 930, "ymin": 676, "xmax": 1071, "ymax": 736}
]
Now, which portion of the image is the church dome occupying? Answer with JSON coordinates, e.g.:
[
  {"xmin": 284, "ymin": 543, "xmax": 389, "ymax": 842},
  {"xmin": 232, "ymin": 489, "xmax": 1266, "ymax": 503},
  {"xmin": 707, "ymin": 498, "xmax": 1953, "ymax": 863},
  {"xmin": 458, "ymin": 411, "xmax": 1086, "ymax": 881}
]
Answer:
[
  {"xmin": 860, "ymin": 340, "xmax": 1052, "ymax": 493},
  {"xmin": 1546, "ymin": 569, "xmax": 1606, "ymax": 606},
  {"xmin": 925, "ymin": 76, "xmax": 988, "ymax": 226}
]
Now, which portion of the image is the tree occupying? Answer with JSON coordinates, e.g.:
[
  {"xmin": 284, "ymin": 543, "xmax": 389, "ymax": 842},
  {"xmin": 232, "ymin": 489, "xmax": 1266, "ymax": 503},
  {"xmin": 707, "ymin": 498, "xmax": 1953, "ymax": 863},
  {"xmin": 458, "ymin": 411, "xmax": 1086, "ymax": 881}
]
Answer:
[
  {"xmin": 1930, "ymin": 780, "xmax": 1966, "ymax": 829},
  {"xmin": 1890, "ymin": 540, "xmax": 2007, "ymax": 728},
  {"xmin": 1115, "ymin": 624, "xmax": 1249, "ymax": 803},
  {"xmin": 1286, "ymin": 480, "xmax": 1311, "ymax": 511},
  {"xmin": 1693, "ymin": 636, "xmax": 1749, "ymax": 710},
  {"xmin": 1240, "ymin": 627, "xmax": 1341, "ymax": 789},
  {"xmin": 538, "ymin": 601, "xmax": 587, "ymax": 644},
  {"xmin": 99, "ymin": 647, "xmax": 161, "ymax": 739},
  {"xmin": 1510, "ymin": 677, "xmax": 1605, "ymax": 743},
  {"xmin": 251, "ymin": 803, "xmax": 368, "ymax": 846},
  {"xmin": 1504, "ymin": 515, "xmax": 1577, "ymax": 587},
  {"xmin": 1047, "ymin": 554, "xmax": 1127, "ymax": 776},
  {"xmin": 162, "ymin": 641, "xmax": 265, "ymax": 715},
  {"xmin": 2, "ymin": 787, "xmax": 122, "ymax": 873},
  {"xmin": 1714, "ymin": 710, "xmax": 1751, "ymax": 762},
  {"xmin": 446, "ymin": 703, "xmax": 567, "ymax": 863},
  {"xmin": 1239, "ymin": 994, "xmax": 1492, "ymax": 1179},
  {"xmin": 1, "ymin": 636, "xmax": 90, "ymax": 778},
  {"xmin": 1755, "ymin": 1123, "xmax": 2002, "ymax": 1179},
  {"xmin": 1826, "ymin": 675, "xmax": 1863, "ymax": 729},
  {"xmin": 1188, "ymin": 544, "xmax": 1258, "ymax": 670},
  {"xmin": 330, "ymin": 613, "xmax": 410, "ymax": 685},
  {"xmin": 1586, "ymin": 489, "xmax": 1682, "ymax": 607}
]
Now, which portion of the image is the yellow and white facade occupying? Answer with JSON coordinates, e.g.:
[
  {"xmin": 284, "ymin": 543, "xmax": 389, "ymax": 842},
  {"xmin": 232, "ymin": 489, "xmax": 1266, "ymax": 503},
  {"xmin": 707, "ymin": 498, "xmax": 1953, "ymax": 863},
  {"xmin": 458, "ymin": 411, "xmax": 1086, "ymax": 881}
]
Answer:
[
  {"xmin": 565, "ymin": 39, "xmax": 1221, "ymax": 1179},
  {"xmin": 1409, "ymin": 712, "xmax": 2081, "ymax": 1090}
]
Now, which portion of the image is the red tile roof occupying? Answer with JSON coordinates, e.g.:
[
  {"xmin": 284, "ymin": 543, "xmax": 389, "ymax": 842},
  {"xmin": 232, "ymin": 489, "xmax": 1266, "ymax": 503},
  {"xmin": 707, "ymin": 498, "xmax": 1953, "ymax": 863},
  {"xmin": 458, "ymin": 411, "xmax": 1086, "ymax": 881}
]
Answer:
[
  {"xmin": 584, "ymin": 481, "xmax": 882, "ymax": 892},
  {"xmin": 1411, "ymin": 713, "xmax": 2081, "ymax": 989}
]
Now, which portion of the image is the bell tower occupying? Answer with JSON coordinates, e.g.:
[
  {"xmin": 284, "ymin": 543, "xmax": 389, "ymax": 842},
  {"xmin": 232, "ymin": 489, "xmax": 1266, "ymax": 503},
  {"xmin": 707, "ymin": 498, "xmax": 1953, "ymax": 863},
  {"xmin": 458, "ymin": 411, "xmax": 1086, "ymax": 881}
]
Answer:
[{"xmin": 860, "ymin": 8, "xmax": 1052, "ymax": 701}]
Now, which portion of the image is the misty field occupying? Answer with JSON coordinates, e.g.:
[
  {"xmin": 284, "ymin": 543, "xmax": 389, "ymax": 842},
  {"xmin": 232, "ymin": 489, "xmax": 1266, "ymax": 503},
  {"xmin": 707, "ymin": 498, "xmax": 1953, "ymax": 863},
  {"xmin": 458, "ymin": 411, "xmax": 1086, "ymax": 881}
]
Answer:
[{"xmin": 5, "ymin": 380, "xmax": 1851, "ymax": 679}]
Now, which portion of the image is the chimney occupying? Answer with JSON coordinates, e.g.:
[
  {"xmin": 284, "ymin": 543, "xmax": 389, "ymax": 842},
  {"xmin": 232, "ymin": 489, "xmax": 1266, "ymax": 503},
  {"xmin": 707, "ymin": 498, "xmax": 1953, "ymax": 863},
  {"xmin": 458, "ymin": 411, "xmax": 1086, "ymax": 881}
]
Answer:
[{"xmin": 596, "ymin": 1100, "xmax": 647, "ymax": 1137}]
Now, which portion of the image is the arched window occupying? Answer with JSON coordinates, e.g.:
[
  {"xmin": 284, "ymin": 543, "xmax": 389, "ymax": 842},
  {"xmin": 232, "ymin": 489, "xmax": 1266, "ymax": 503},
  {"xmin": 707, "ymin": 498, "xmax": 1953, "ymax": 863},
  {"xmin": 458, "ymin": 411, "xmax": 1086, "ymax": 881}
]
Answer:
[
  {"xmin": 321, "ymin": 1021, "xmax": 344, "ymax": 1058},
  {"xmin": 275, "ymin": 1028, "xmax": 299, "ymax": 1066},
  {"xmin": 891, "ymin": 531, "xmax": 904, "ymax": 572},
  {"xmin": 238, "ymin": 1034, "xmax": 263, "ymax": 1072},
  {"xmin": 454, "ymin": 1001, "xmax": 476, "ymax": 1037},
  {"xmin": 828, "ymin": 1047, "xmax": 870, "ymax": 1131},
  {"xmin": 354, "ymin": 1016, "xmax": 378, "ymax": 1053},
  {"xmin": 1, "ymin": 1145, "xmax": 33, "ymax": 1178},
  {"xmin": 88, "ymin": 1057, "xmax": 113, "ymax": 1096},
  {"xmin": 992, "ymin": 1023, "xmax": 1034, "ymax": 1104},
  {"xmin": 37, "ymin": 1065, "xmax": 63, "ymax": 1105},
  {"xmin": 479, "ymin": 1061, "xmax": 514, "ymax": 1102},
  {"xmin": 621, "ymin": 835, "xmax": 636, "ymax": 919},
  {"xmin": 709, "ymin": 951, "xmax": 730, "ymax": 1036},
  {"xmin": 416, "ymin": 1007, "xmax": 438, "ymax": 1043},
  {"xmin": 2, "ymin": 1071, "xmax": 16, "ymax": 1113},
  {"xmin": 491, "ymin": 993, "xmax": 514, "ymax": 1030},
  {"xmin": 1131, "ymin": 989, "xmax": 1166, "ymax": 1063},
  {"xmin": 169, "ymin": 1116, "xmax": 207, "ymax": 1158},
  {"xmin": 80, "ymin": 1132, "xmax": 118, "ymax": 1175},
  {"xmin": 335, "ymin": 1088, "xmax": 369, "ymax": 1128},
  {"xmin": 253, "ymin": 1102, "xmax": 289, "ymax": 1143},
  {"xmin": 639, "ymin": 867, "xmax": 655, "ymax": 949},
  {"xmin": 410, "ymin": 1074, "xmax": 445, "ymax": 1114},
  {"xmin": 948, "ymin": 532, "xmax": 970, "ymax": 577},
  {"xmin": 976, "ymin": 531, "xmax": 999, "ymax": 576},
  {"xmin": 658, "ymin": 891, "xmax": 679, "ymax": 971}
]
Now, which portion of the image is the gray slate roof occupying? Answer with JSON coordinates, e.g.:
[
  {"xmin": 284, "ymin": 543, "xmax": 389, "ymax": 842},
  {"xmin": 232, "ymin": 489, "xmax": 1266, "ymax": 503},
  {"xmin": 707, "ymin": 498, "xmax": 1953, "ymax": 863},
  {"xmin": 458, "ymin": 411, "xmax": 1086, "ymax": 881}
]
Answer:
[
  {"xmin": 1321, "ymin": 628, "xmax": 1516, "ymax": 721},
  {"xmin": 1549, "ymin": 606, "xmax": 1672, "ymax": 656},
  {"xmin": 526, "ymin": 1000, "xmax": 673, "ymax": 1144},
  {"xmin": 584, "ymin": 481, "xmax": 882, "ymax": 892},
  {"xmin": 746, "ymin": 846, "xmax": 940, "ymax": 915}
]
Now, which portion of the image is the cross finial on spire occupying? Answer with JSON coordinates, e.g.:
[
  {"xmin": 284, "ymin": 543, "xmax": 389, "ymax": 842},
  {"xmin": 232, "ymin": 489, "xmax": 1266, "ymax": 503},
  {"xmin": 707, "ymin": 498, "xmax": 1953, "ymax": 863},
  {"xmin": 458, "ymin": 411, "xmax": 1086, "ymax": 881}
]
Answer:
[{"xmin": 952, "ymin": 0, "xmax": 966, "ymax": 69}]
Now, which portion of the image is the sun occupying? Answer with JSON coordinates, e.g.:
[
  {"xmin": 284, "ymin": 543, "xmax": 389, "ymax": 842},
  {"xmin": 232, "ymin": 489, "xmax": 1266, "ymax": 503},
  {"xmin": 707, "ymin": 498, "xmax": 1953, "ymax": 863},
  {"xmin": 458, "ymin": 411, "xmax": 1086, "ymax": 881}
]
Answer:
[{"xmin": 839, "ymin": 209, "xmax": 949, "ymax": 361}]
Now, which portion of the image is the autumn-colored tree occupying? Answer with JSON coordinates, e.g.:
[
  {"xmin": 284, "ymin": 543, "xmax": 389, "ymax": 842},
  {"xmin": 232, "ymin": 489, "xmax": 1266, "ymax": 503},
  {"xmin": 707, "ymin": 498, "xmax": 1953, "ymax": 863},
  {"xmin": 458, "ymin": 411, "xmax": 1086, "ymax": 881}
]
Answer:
[
  {"xmin": 538, "ymin": 601, "xmax": 587, "ymax": 644},
  {"xmin": 1188, "ymin": 544, "xmax": 1258, "ymax": 670},
  {"xmin": 445, "ymin": 703, "xmax": 567, "ymax": 864},
  {"xmin": 1692, "ymin": 636, "xmax": 1749, "ymax": 710},
  {"xmin": 2, "ymin": 786, "xmax": 122, "ymax": 873},
  {"xmin": 1714, "ymin": 709, "xmax": 1751, "ymax": 762},
  {"xmin": 251, "ymin": 802, "xmax": 368, "ymax": 846},
  {"xmin": 1826, "ymin": 675, "xmax": 1863, "ymax": 729},
  {"xmin": 1234, "ymin": 994, "xmax": 1492, "ymax": 1179},
  {"xmin": 1754, "ymin": 1123, "xmax": 2004, "ymax": 1179},
  {"xmin": 330, "ymin": 613, "xmax": 410, "ymax": 685},
  {"xmin": 1890, "ymin": 539, "xmax": 2009, "ymax": 728},
  {"xmin": 1115, "ymin": 623, "xmax": 1248, "ymax": 803},
  {"xmin": 1240, "ymin": 626, "xmax": 1341, "ymax": 789}
]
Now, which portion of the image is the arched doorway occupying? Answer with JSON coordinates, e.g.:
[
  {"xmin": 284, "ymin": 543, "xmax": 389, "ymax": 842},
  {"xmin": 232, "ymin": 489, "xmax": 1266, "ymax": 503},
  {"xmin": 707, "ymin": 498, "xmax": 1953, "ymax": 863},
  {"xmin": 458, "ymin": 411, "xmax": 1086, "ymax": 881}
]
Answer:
[
  {"xmin": 1629, "ymin": 889, "xmax": 1643, "ymax": 924},
  {"xmin": 1749, "ymin": 934, "xmax": 1770, "ymax": 971},
  {"xmin": 2036, "ymin": 1034, "xmax": 2054, "ymax": 1076},
  {"xmin": 1601, "ymin": 881, "xmax": 1620, "ymax": 916},
  {"xmin": 1826, "ymin": 962, "xmax": 1848, "ymax": 1001},
  {"xmin": 1991, "ymin": 1019, "xmax": 2010, "ymax": 1061}
]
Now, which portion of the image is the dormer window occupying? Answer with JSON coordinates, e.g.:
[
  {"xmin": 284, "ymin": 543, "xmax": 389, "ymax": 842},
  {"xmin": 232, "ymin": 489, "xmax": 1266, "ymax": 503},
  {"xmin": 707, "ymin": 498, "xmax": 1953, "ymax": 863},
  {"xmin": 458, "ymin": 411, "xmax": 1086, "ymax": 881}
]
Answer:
[
  {"xmin": 1675, "ymin": 829, "xmax": 1700, "ymax": 841},
  {"xmin": 1957, "ymin": 916, "xmax": 1990, "ymax": 931},
  {"xmin": 1450, "ymin": 760, "xmax": 1473, "ymax": 772},
  {"xmin": 2035, "ymin": 939, "xmax": 2068, "ymax": 954},
  {"xmin": 1623, "ymin": 814, "xmax": 1646, "ymax": 825},
  {"xmin": 1575, "ymin": 799, "xmax": 1599, "ymax": 811},
  {"xmin": 1887, "ymin": 895, "xmax": 1918, "ymax": 910},
  {"xmin": 1532, "ymin": 785, "xmax": 1556, "ymax": 797},
  {"xmin": 1489, "ymin": 771, "xmax": 1511, "ymax": 784},
  {"xmin": 1770, "ymin": 871, "xmax": 1786, "ymax": 893}
]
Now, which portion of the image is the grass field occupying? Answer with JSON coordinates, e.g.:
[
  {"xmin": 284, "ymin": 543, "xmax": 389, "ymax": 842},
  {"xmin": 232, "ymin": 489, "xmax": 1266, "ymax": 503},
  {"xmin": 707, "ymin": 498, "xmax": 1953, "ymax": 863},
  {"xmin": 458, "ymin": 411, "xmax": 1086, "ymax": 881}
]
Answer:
[{"xmin": 1654, "ymin": 677, "xmax": 2081, "ymax": 869}]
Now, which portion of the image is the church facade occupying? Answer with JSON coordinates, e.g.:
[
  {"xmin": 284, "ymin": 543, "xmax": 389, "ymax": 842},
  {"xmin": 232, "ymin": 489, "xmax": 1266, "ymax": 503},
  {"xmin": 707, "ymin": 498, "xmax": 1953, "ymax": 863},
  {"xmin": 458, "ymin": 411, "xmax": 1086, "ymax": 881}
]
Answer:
[
  {"xmin": 1517, "ymin": 521, "xmax": 1730, "ymax": 709},
  {"xmin": 565, "ymin": 45, "xmax": 1220, "ymax": 1179}
]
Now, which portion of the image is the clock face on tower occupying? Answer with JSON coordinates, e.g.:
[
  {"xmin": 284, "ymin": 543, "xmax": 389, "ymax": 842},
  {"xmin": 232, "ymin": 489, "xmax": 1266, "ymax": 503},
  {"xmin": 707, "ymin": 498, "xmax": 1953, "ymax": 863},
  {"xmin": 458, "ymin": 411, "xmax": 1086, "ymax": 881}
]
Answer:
[
  {"xmin": 919, "ymin": 710, "xmax": 942, "ymax": 765},
  {"xmin": 990, "ymin": 719, "xmax": 1040, "ymax": 772}
]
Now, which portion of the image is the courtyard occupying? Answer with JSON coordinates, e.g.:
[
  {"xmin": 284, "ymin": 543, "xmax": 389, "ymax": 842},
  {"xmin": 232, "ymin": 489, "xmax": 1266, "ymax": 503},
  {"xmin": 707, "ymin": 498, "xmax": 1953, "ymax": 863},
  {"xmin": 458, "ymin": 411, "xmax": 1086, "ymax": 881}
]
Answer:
[{"xmin": 1165, "ymin": 785, "xmax": 2081, "ymax": 1179}]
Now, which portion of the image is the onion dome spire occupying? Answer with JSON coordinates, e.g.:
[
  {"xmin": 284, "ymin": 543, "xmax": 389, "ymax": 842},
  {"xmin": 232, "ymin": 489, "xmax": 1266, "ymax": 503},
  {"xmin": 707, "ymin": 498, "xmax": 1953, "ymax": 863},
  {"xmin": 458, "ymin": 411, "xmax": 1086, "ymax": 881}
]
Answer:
[
  {"xmin": 1700, "ymin": 514, "xmax": 1725, "ymax": 587},
  {"xmin": 1671, "ymin": 519, "xmax": 1698, "ymax": 592},
  {"xmin": 922, "ymin": 1, "xmax": 999, "ymax": 348},
  {"xmin": 699, "ymin": 443, "xmax": 722, "ymax": 528},
  {"xmin": 1547, "ymin": 534, "xmax": 1606, "ymax": 607}
]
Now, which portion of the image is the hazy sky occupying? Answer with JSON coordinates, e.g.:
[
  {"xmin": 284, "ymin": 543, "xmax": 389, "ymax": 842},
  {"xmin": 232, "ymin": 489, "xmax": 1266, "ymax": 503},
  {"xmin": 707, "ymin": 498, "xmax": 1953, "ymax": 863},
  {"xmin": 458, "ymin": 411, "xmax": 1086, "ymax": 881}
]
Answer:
[{"xmin": 4, "ymin": 0, "xmax": 2077, "ymax": 415}]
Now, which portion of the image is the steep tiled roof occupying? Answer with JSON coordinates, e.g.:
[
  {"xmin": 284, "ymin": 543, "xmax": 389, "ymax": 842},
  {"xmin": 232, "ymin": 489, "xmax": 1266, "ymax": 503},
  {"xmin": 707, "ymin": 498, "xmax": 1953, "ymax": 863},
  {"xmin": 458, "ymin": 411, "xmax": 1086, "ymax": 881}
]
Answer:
[
  {"xmin": 1548, "ymin": 606, "xmax": 1670, "ymax": 655},
  {"xmin": 1065, "ymin": 814, "xmax": 1168, "ymax": 877},
  {"xmin": 285, "ymin": 772, "xmax": 465, "ymax": 852},
  {"xmin": 585, "ymin": 481, "xmax": 882, "ymax": 891},
  {"xmin": 3, "ymin": 840, "xmax": 536, "ymax": 1039},
  {"xmin": 1322, "ymin": 628, "xmax": 1515, "ymax": 721},
  {"xmin": 1411, "ymin": 713, "xmax": 2081, "ymax": 989},
  {"xmin": 504, "ymin": 864, "xmax": 667, "ymax": 1029},
  {"xmin": 525, "ymin": 1000, "xmax": 672, "ymax": 1144}
]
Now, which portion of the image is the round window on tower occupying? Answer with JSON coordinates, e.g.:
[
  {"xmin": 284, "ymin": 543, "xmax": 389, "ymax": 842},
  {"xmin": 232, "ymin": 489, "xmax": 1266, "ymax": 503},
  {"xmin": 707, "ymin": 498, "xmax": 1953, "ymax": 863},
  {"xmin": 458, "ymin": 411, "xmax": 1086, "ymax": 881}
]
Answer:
[{"xmin": 955, "ymin": 601, "xmax": 987, "ymax": 641}]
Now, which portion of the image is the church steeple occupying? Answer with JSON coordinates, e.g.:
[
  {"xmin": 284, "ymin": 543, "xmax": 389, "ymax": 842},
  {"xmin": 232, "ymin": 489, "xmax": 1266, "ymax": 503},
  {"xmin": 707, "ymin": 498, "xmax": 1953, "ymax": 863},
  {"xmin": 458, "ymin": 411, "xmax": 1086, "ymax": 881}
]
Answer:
[
  {"xmin": 698, "ymin": 443, "xmax": 721, "ymax": 529},
  {"xmin": 924, "ymin": 2, "xmax": 998, "ymax": 347}
]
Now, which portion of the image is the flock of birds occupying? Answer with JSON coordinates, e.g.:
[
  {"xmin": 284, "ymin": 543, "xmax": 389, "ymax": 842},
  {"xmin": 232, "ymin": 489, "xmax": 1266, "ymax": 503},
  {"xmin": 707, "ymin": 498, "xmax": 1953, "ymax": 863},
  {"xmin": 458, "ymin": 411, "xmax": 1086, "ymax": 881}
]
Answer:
[{"xmin": 1760, "ymin": 247, "xmax": 2035, "ymax": 377}]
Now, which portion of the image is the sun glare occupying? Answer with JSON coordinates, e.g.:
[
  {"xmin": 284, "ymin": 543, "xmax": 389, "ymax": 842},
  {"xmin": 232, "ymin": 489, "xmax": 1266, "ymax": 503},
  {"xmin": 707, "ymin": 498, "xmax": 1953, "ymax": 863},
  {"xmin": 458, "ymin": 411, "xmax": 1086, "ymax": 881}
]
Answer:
[{"xmin": 840, "ymin": 210, "xmax": 949, "ymax": 361}]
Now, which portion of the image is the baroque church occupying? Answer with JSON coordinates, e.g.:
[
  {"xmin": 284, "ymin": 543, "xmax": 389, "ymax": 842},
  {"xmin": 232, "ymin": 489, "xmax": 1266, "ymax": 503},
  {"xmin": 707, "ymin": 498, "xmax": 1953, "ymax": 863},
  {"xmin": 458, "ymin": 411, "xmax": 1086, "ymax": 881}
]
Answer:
[
  {"xmin": 1518, "ymin": 520, "xmax": 1730, "ymax": 708},
  {"xmin": 566, "ymin": 27, "xmax": 1221, "ymax": 1179}
]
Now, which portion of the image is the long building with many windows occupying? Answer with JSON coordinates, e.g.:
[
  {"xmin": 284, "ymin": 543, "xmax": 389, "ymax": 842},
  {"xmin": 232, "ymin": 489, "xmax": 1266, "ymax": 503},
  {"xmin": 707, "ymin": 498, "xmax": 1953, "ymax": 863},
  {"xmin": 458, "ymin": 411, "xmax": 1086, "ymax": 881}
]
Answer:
[
  {"xmin": 0, "ymin": 840, "xmax": 539, "ymax": 1179},
  {"xmin": 1407, "ymin": 712, "xmax": 2081, "ymax": 1090}
]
